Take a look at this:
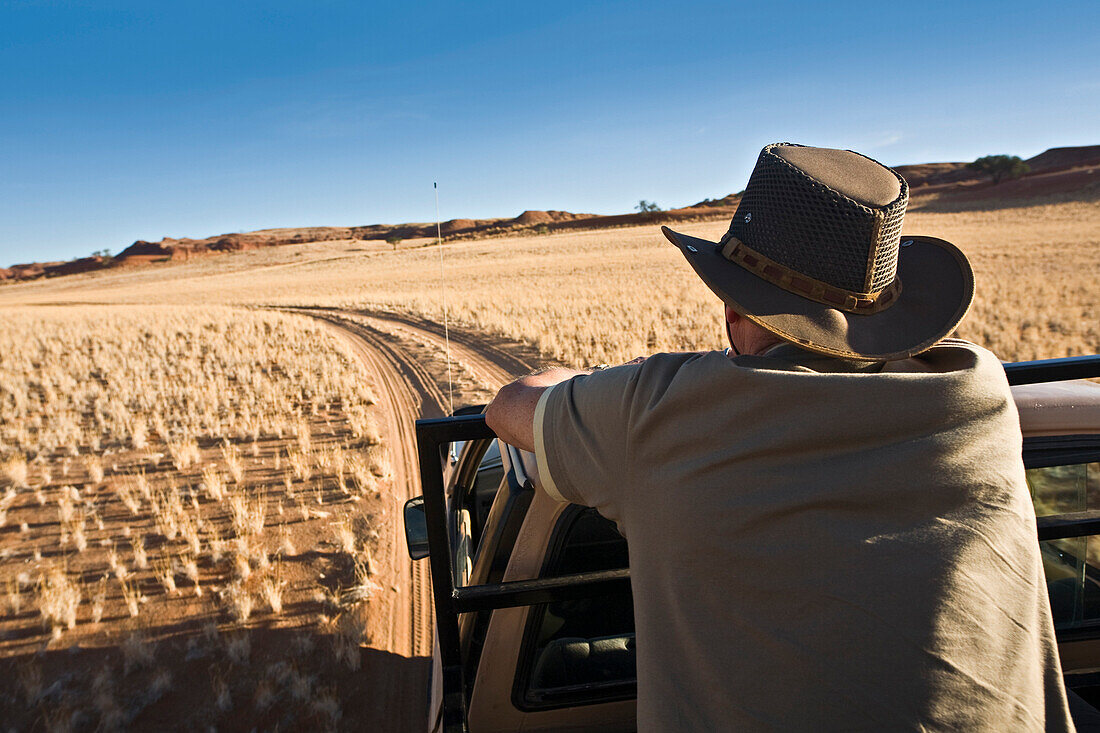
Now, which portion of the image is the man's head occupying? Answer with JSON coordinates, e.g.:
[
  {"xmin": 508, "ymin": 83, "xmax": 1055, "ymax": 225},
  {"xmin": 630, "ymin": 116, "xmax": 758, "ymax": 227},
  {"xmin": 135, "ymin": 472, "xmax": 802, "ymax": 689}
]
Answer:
[{"xmin": 664, "ymin": 143, "xmax": 975, "ymax": 360}]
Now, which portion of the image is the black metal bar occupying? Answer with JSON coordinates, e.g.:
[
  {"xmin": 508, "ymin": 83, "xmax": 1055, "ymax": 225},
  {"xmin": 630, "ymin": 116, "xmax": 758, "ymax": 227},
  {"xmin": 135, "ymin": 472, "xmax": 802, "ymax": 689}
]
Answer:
[
  {"xmin": 453, "ymin": 569, "xmax": 632, "ymax": 613},
  {"xmin": 416, "ymin": 415, "xmax": 493, "ymax": 733},
  {"xmin": 1057, "ymin": 626, "xmax": 1100, "ymax": 645},
  {"xmin": 440, "ymin": 665, "xmax": 466, "ymax": 733},
  {"xmin": 417, "ymin": 412, "xmax": 496, "ymax": 441},
  {"xmin": 1004, "ymin": 355, "xmax": 1100, "ymax": 386},
  {"xmin": 1037, "ymin": 511, "xmax": 1100, "ymax": 541},
  {"xmin": 1025, "ymin": 447, "xmax": 1100, "ymax": 470}
]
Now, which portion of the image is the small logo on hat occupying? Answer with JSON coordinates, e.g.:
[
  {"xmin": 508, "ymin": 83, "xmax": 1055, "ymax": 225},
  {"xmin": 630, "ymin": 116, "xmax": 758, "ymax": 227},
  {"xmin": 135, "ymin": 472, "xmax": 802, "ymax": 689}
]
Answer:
[{"xmin": 744, "ymin": 213, "xmax": 752, "ymax": 224}]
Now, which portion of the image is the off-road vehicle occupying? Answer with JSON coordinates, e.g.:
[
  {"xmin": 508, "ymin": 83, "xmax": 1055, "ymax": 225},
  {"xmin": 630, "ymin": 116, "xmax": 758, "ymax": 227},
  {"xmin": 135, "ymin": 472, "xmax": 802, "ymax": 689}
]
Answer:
[{"xmin": 406, "ymin": 354, "xmax": 1100, "ymax": 732}]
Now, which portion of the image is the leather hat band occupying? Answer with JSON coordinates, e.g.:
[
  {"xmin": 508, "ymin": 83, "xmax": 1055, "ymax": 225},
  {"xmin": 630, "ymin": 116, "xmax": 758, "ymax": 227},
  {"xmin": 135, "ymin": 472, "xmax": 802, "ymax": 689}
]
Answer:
[{"xmin": 720, "ymin": 237, "xmax": 901, "ymax": 314}]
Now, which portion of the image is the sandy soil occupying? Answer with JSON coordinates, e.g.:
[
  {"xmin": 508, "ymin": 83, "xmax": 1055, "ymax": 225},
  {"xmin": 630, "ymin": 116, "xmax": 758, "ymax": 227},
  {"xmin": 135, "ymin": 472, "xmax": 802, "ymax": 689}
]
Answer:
[
  {"xmin": 292, "ymin": 308, "xmax": 537, "ymax": 731},
  {"xmin": 0, "ymin": 305, "xmax": 538, "ymax": 731}
]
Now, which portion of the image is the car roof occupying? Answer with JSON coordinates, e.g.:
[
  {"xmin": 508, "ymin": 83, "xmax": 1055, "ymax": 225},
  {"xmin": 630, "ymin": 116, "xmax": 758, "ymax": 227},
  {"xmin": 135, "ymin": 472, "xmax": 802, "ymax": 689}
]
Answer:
[{"xmin": 1013, "ymin": 380, "xmax": 1100, "ymax": 437}]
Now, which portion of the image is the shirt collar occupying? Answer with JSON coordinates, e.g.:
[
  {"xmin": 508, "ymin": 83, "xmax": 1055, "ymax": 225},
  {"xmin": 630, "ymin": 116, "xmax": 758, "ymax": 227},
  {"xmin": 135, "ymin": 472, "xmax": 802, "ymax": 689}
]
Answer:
[{"xmin": 731, "ymin": 342, "xmax": 886, "ymax": 374}]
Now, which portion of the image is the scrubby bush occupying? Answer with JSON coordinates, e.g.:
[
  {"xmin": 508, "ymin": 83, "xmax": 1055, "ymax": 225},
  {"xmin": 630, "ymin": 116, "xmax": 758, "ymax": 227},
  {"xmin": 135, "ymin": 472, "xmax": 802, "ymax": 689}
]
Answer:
[{"xmin": 968, "ymin": 154, "xmax": 1029, "ymax": 185}]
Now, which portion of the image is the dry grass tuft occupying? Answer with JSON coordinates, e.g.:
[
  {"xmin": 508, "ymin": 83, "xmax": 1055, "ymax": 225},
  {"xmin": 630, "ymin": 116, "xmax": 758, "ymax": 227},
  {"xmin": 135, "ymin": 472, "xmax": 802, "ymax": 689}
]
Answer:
[
  {"xmin": 121, "ymin": 631, "xmax": 155, "ymax": 674},
  {"xmin": 225, "ymin": 632, "xmax": 251, "ymax": 665},
  {"xmin": 2, "ymin": 457, "xmax": 28, "ymax": 488},
  {"xmin": 223, "ymin": 581, "xmax": 254, "ymax": 623},
  {"xmin": 260, "ymin": 574, "xmax": 285, "ymax": 615},
  {"xmin": 153, "ymin": 555, "xmax": 178, "ymax": 594},
  {"xmin": 228, "ymin": 490, "xmax": 266, "ymax": 537},
  {"xmin": 329, "ymin": 606, "xmax": 368, "ymax": 671},
  {"xmin": 118, "ymin": 574, "xmax": 142, "ymax": 617},
  {"xmin": 333, "ymin": 522, "xmax": 356, "ymax": 554},
  {"xmin": 130, "ymin": 535, "xmax": 148, "ymax": 570},
  {"xmin": 212, "ymin": 668, "xmax": 233, "ymax": 711},
  {"xmin": 36, "ymin": 566, "xmax": 81, "ymax": 637},
  {"xmin": 222, "ymin": 441, "xmax": 245, "ymax": 484}
]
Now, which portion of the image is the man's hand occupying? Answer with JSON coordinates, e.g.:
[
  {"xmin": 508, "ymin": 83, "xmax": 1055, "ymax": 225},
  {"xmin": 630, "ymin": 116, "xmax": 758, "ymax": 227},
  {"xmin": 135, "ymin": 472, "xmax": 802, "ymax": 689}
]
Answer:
[{"xmin": 484, "ymin": 367, "xmax": 587, "ymax": 452}]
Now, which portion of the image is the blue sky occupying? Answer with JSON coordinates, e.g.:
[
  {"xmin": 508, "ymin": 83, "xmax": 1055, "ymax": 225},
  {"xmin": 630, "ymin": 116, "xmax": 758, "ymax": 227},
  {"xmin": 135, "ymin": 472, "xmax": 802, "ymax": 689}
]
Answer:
[{"xmin": 2, "ymin": 0, "xmax": 1098, "ymax": 266}]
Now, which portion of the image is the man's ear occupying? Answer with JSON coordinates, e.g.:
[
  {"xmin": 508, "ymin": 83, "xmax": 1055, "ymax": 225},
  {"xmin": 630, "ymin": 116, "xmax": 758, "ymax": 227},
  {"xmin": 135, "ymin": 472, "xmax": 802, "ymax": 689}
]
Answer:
[
  {"xmin": 723, "ymin": 304, "xmax": 739, "ymax": 354},
  {"xmin": 724, "ymin": 304, "xmax": 740, "ymax": 325}
]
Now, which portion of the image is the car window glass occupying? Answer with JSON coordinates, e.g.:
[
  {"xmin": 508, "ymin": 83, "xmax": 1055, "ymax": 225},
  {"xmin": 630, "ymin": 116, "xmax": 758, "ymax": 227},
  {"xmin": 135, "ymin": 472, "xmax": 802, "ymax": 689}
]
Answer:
[
  {"xmin": 1029, "ymin": 462, "xmax": 1100, "ymax": 629},
  {"xmin": 519, "ymin": 507, "xmax": 634, "ymax": 709},
  {"xmin": 1028, "ymin": 462, "xmax": 1095, "ymax": 516},
  {"xmin": 470, "ymin": 441, "xmax": 504, "ymax": 540}
]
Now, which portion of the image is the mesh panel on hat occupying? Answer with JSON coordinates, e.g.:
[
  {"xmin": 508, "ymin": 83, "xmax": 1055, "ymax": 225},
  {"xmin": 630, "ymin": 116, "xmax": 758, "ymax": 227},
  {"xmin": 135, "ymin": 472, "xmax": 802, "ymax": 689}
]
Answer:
[
  {"xmin": 869, "ymin": 194, "xmax": 907, "ymax": 290},
  {"xmin": 724, "ymin": 145, "xmax": 907, "ymax": 294}
]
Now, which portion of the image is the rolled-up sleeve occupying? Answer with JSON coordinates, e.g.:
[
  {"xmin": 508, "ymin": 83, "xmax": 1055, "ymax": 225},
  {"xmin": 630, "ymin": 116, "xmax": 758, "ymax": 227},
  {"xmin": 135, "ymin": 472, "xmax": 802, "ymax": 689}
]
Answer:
[
  {"xmin": 533, "ymin": 365, "xmax": 641, "ymax": 519},
  {"xmin": 533, "ymin": 384, "xmax": 567, "ymax": 503}
]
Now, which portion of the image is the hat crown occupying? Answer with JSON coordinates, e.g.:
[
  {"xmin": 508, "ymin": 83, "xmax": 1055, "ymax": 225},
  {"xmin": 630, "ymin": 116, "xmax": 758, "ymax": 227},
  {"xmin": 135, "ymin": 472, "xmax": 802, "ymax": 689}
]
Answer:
[{"xmin": 723, "ymin": 143, "xmax": 908, "ymax": 296}]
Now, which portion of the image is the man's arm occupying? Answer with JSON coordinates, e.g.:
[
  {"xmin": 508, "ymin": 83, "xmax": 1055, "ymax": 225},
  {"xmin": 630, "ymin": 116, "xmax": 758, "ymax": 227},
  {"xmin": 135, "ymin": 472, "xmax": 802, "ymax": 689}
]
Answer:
[{"xmin": 484, "ymin": 367, "xmax": 588, "ymax": 452}]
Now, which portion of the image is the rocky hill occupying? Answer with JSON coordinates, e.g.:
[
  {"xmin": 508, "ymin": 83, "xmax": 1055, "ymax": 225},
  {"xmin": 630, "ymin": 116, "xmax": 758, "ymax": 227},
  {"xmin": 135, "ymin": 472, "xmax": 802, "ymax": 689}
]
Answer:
[
  {"xmin": 3, "ymin": 145, "xmax": 1097, "ymax": 284},
  {"xmin": 893, "ymin": 145, "xmax": 1100, "ymax": 187}
]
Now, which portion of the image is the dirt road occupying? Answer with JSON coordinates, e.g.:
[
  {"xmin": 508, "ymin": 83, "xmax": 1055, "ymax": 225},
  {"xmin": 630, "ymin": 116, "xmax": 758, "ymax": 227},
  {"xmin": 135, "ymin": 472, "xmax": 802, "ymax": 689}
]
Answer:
[{"xmin": 289, "ymin": 307, "xmax": 537, "ymax": 731}]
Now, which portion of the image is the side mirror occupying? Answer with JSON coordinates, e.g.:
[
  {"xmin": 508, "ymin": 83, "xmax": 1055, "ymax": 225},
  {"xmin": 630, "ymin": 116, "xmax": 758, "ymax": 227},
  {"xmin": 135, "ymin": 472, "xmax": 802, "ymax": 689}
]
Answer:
[{"xmin": 404, "ymin": 496, "xmax": 430, "ymax": 560}]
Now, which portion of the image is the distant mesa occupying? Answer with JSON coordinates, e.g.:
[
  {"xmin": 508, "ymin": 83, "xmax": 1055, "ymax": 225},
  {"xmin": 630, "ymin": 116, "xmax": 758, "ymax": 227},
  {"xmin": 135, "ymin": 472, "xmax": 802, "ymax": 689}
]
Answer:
[
  {"xmin": 687, "ymin": 194, "xmax": 741, "ymax": 209},
  {"xmin": 3, "ymin": 145, "xmax": 1097, "ymax": 284},
  {"xmin": 512, "ymin": 210, "xmax": 551, "ymax": 225},
  {"xmin": 48, "ymin": 256, "xmax": 111, "ymax": 277},
  {"xmin": 123, "ymin": 240, "xmax": 174, "ymax": 257},
  {"xmin": 1025, "ymin": 145, "xmax": 1100, "ymax": 173},
  {"xmin": 891, "ymin": 162, "xmax": 978, "ymax": 188},
  {"xmin": 893, "ymin": 145, "xmax": 1100, "ymax": 192},
  {"xmin": 114, "ymin": 228, "xmax": 360, "ymax": 263},
  {"xmin": 514, "ymin": 210, "xmax": 551, "ymax": 225},
  {"xmin": 440, "ymin": 219, "xmax": 477, "ymax": 234},
  {"xmin": 0, "ymin": 256, "xmax": 108, "ymax": 282}
]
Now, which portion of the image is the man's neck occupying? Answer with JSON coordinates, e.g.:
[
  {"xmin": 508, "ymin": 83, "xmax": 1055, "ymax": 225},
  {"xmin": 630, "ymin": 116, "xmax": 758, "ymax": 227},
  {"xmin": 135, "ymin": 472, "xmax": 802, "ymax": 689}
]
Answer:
[
  {"xmin": 734, "ymin": 335, "xmax": 784, "ymax": 357},
  {"xmin": 726, "ymin": 319, "xmax": 782, "ymax": 357}
]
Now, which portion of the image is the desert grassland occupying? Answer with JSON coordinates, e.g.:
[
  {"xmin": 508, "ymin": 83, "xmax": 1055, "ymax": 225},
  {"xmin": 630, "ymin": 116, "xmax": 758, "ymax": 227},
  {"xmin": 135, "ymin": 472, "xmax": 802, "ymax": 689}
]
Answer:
[
  {"xmin": 0, "ymin": 306, "xmax": 392, "ymax": 730},
  {"xmin": 0, "ymin": 195, "xmax": 1093, "ymax": 728},
  {"xmin": 2, "ymin": 198, "xmax": 1095, "ymax": 364},
  {"xmin": 911, "ymin": 201, "xmax": 1098, "ymax": 360}
]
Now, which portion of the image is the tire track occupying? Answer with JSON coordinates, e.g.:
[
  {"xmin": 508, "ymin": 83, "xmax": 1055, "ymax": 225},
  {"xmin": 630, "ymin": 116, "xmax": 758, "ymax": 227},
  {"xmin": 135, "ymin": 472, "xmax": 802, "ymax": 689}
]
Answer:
[
  {"xmin": 300, "ymin": 313, "xmax": 441, "ymax": 733},
  {"xmin": 284, "ymin": 306, "xmax": 539, "ymax": 392},
  {"xmin": 349, "ymin": 308, "xmax": 539, "ymax": 383},
  {"xmin": 281, "ymin": 307, "xmax": 538, "ymax": 731},
  {"xmin": 310, "ymin": 313, "xmax": 443, "ymax": 661}
]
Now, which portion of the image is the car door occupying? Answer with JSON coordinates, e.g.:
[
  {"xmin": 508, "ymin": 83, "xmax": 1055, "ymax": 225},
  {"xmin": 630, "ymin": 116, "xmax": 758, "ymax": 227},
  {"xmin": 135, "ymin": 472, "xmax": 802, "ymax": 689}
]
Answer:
[
  {"xmin": 465, "ymin": 448, "xmax": 636, "ymax": 733},
  {"xmin": 1015, "ymin": 379, "xmax": 1100, "ymax": 704}
]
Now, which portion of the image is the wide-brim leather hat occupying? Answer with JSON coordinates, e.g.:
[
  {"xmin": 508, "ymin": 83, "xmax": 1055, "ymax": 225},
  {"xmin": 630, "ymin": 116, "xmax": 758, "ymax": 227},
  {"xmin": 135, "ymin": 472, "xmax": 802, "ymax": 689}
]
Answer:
[{"xmin": 662, "ymin": 143, "xmax": 974, "ymax": 360}]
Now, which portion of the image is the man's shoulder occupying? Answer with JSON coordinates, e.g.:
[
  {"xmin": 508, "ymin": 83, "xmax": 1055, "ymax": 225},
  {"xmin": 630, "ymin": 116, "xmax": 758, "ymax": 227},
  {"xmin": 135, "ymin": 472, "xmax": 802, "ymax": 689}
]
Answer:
[
  {"xmin": 889, "ymin": 339, "xmax": 1005, "ymax": 379},
  {"xmin": 631, "ymin": 350, "xmax": 736, "ymax": 388},
  {"xmin": 588, "ymin": 351, "xmax": 723, "ymax": 386},
  {"xmin": 546, "ymin": 351, "xmax": 727, "ymax": 414}
]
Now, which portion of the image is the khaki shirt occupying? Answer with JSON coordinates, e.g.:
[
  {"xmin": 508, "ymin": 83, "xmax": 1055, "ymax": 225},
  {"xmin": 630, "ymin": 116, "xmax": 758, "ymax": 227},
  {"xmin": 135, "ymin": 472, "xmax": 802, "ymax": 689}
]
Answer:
[{"xmin": 534, "ymin": 340, "xmax": 1073, "ymax": 732}]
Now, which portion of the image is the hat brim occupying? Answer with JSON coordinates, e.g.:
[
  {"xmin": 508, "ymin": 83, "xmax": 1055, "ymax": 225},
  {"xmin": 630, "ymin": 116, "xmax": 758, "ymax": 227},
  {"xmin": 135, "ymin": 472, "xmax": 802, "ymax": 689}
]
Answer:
[{"xmin": 662, "ymin": 226, "xmax": 974, "ymax": 360}]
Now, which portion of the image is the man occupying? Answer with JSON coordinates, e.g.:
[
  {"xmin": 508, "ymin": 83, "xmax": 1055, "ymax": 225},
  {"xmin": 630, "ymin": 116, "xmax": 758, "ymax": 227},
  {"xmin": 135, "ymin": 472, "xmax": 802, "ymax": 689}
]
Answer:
[{"xmin": 485, "ymin": 144, "xmax": 1074, "ymax": 731}]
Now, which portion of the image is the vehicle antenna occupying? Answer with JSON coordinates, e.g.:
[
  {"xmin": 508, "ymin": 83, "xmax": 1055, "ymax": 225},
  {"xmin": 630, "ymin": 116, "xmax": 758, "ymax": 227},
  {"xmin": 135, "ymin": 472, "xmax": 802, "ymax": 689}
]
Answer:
[{"xmin": 435, "ymin": 182, "xmax": 455, "ymax": 415}]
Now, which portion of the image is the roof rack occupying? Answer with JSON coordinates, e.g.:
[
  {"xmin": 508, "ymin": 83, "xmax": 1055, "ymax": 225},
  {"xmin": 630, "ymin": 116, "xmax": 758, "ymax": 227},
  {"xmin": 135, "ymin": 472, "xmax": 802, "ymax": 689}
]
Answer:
[
  {"xmin": 415, "ymin": 354, "xmax": 1100, "ymax": 733},
  {"xmin": 1005, "ymin": 354, "xmax": 1100, "ymax": 385}
]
